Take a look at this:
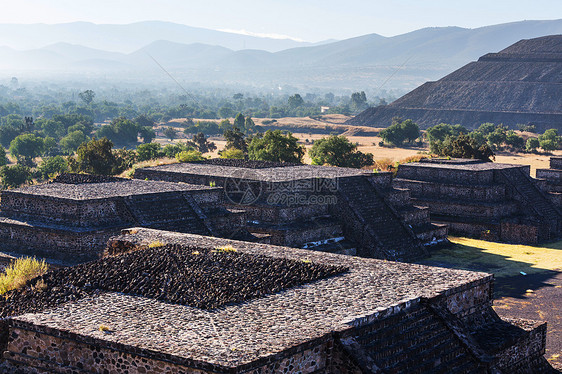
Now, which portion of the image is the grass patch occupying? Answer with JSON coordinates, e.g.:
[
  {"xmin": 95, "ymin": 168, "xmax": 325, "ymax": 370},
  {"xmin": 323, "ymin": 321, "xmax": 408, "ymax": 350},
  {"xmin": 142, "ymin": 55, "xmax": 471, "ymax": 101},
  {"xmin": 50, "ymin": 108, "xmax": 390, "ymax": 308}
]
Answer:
[
  {"xmin": 0, "ymin": 257, "xmax": 48, "ymax": 295},
  {"xmin": 420, "ymin": 237, "xmax": 562, "ymax": 278}
]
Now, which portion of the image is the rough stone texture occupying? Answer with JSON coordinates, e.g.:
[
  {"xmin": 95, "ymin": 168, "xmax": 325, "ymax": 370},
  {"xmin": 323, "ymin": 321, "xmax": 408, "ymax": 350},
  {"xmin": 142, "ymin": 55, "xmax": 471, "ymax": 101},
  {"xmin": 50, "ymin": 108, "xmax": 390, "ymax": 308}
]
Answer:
[
  {"xmin": 135, "ymin": 162, "xmax": 447, "ymax": 260},
  {"xmin": 0, "ymin": 174, "xmax": 247, "ymax": 262},
  {"xmin": 347, "ymin": 35, "xmax": 562, "ymax": 132},
  {"xmin": 537, "ymin": 157, "xmax": 562, "ymax": 213},
  {"xmin": 395, "ymin": 158, "xmax": 562, "ymax": 244},
  {"xmin": 0, "ymin": 228, "xmax": 551, "ymax": 373}
]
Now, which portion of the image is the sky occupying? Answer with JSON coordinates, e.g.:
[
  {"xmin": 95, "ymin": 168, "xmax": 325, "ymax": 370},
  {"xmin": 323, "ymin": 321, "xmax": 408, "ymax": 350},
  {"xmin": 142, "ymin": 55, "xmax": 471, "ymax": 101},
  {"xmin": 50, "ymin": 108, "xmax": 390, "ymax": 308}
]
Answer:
[{"xmin": 1, "ymin": 0, "xmax": 561, "ymax": 41}]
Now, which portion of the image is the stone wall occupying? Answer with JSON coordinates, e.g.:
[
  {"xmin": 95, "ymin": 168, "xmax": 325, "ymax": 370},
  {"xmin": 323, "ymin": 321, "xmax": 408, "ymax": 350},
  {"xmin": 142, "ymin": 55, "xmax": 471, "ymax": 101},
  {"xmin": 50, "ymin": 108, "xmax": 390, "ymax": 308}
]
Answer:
[
  {"xmin": 0, "ymin": 221, "xmax": 114, "ymax": 262},
  {"xmin": 3, "ymin": 321, "xmax": 331, "ymax": 374}
]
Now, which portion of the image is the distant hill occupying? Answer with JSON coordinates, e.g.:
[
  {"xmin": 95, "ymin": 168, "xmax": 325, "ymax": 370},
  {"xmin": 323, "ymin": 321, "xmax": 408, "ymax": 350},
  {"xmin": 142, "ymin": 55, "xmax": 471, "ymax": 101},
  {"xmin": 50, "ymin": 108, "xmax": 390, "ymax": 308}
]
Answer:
[
  {"xmin": 346, "ymin": 35, "xmax": 562, "ymax": 132},
  {"xmin": 0, "ymin": 20, "xmax": 561, "ymax": 91},
  {"xmin": 0, "ymin": 21, "xmax": 310, "ymax": 53}
]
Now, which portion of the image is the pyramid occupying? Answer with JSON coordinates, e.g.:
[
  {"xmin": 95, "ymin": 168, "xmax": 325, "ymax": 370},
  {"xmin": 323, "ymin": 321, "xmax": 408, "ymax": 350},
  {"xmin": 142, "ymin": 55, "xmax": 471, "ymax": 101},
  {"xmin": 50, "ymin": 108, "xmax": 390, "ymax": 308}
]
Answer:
[{"xmin": 347, "ymin": 35, "xmax": 562, "ymax": 131}]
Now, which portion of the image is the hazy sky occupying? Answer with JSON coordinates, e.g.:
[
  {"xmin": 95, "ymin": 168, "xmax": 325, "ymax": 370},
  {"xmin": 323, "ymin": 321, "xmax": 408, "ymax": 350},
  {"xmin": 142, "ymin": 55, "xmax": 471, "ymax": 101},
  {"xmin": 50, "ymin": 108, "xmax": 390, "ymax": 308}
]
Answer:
[{"xmin": 2, "ymin": 0, "xmax": 561, "ymax": 41}]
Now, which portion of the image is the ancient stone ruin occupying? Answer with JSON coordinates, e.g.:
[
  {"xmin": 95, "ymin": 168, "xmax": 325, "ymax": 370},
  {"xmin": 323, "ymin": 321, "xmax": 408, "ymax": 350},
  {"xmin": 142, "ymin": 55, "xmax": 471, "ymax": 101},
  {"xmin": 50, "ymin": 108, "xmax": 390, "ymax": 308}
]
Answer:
[
  {"xmin": 394, "ymin": 158, "xmax": 562, "ymax": 244},
  {"xmin": 536, "ymin": 156, "xmax": 562, "ymax": 209},
  {"xmin": 347, "ymin": 35, "xmax": 562, "ymax": 131},
  {"xmin": 0, "ymin": 174, "xmax": 247, "ymax": 262},
  {"xmin": 0, "ymin": 228, "xmax": 553, "ymax": 373},
  {"xmin": 134, "ymin": 159, "xmax": 448, "ymax": 261}
]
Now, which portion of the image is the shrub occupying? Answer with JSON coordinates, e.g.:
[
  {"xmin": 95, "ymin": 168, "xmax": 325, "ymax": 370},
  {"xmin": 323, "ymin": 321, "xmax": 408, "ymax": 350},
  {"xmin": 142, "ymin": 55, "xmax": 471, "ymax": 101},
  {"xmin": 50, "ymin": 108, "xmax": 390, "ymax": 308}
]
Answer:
[
  {"xmin": 176, "ymin": 150, "xmax": 204, "ymax": 162},
  {"xmin": 0, "ymin": 257, "xmax": 48, "ymax": 295},
  {"xmin": 309, "ymin": 135, "xmax": 373, "ymax": 168},
  {"xmin": 38, "ymin": 156, "xmax": 69, "ymax": 180},
  {"xmin": 136, "ymin": 142, "xmax": 162, "ymax": 161},
  {"xmin": 220, "ymin": 148, "xmax": 245, "ymax": 159},
  {"xmin": 0, "ymin": 164, "xmax": 32, "ymax": 188},
  {"xmin": 162, "ymin": 143, "xmax": 193, "ymax": 158}
]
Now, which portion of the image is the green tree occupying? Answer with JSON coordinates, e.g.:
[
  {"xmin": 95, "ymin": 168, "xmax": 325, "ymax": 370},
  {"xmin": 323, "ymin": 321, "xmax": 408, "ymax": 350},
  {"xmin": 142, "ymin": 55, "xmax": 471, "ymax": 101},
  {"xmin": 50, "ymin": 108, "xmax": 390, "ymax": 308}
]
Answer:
[
  {"xmin": 233, "ymin": 113, "xmax": 245, "ymax": 130},
  {"xmin": 526, "ymin": 137, "xmax": 540, "ymax": 152},
  {"xmin": 350, "ymin": 91, "xmax": 368, "ymax": 112},
  {"xmin": 244, "ymin": 116, "xmax": 256, "ymax": 134},
  {"xmin": 505, "ymin": 130, "xmax": 525, "ymax": 151},
  {"xmin": 60, "ymin": 130, "xmax": 88, "ymax": 154},
  {"xmin": 162, "ymin": 143, "xmax": 193, "ymax": 158},
  {"xmin": 163, "ymin": 127, "xmax": 178, "ymax": 141},
  {"xmin": 426, "ymin": 123, "xmax": 467, "ymax": 143},
  {"xmin": 309, "ymin": 135, "xmax": 373, "ymax": 168},
  {"xmin": 69, "ymin": 138, "xmax": 117, "ymax": 175},
  {"xmin": 0, "ymin": 145, "xmax": 7, "ymax": 167},
  {"xmin": 78, "ymin": 89, "xmax": 95, "ymax": 105},
  {"xmin": 0, "ymin": 126, "xmax": 21, "ymax": 148},
  {"xmin": 379, "ymin": 119, "xmax": 420, "ymax": 145},
  {"xmin": 223, "ymin": 127, "xmax": 248, "ymax": 153},
  {"xmin": 139, "ymin": 127, "xmax": 156, "ymax": 143},
  {"xmin": 248, "ymin": 130, "xmax": 305, "ymax": 163},
  {"xmin": 436, "ymin": 134, "xmax": 495, "ymax": 161},
  {"xmin": 136, "ymin": 143, "xmax": 162, "ymax": 161},
  {"xmin": 191, "ymin": 132, "xmax": 216, "ymax": 154},
  {"xmin": 288, "ymin": 94, "xmax": 304, "ymax": 109},
  {"xmin": 0, "ymin": 164, "xmax": 31, "ymax": 188},
  {"xmin": 37, "ymin": 156, "xmax": 68, "ymax": 179},
  {"xmin": 9, "ymin": 133, "xmax": 44, "ymax": 166},
  {"xmin": 538, "ymin": 129, "xmax": 561, "ymax": 151}
]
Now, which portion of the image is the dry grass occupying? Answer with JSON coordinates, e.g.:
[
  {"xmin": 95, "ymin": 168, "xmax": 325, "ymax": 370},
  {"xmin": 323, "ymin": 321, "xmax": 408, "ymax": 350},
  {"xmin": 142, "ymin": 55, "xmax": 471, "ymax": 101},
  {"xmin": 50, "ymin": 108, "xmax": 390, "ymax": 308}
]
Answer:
[{"xmin": 0, "ymin": 257, "xmax": 48, "ymax": 295}]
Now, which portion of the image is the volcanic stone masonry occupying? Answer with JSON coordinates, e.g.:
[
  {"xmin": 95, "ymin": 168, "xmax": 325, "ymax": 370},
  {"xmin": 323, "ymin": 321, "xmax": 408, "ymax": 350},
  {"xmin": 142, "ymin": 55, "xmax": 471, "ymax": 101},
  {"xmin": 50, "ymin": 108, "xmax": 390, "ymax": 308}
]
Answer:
[
  {"xmin": 0, "ymin": 228, "xmax": 554, "ymax": 373},
  {"xmin": 394, "ymin": 158, "xmax": 562, "ymax": 244},
  {"xmin": 0, "ymin": 173, "xmax": 247, "ymax": 263},
  {"xmin": 134, "ymin": 159, "xmax": 448, "ymax": 262}
]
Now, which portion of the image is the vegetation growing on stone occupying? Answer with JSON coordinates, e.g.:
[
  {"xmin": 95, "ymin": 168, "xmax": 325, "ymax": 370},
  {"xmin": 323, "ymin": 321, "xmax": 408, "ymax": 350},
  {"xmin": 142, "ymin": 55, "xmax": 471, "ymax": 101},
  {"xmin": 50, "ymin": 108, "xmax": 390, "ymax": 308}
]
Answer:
[{"xmin": 0, "ymin": 257, "xmax": 48, "ymax": 295}]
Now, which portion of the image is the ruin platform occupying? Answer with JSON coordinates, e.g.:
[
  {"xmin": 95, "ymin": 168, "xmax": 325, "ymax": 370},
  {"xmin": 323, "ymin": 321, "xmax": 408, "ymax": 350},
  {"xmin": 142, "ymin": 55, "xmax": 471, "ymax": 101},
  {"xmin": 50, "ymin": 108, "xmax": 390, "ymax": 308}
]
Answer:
[
  {"xmin": 0, "ymin": 174, "xmax": 247, "ymax": 262},
  {"xmin": 135, "ymin": 160, "xmax": 448, "ymax": 261},
  {"xmin": 395, "ymin": 158, "xmax": 562, "ymax": 244},
  {"xmin": 0, "ymin": 228, "xmax": 552, "ymax": 373}
]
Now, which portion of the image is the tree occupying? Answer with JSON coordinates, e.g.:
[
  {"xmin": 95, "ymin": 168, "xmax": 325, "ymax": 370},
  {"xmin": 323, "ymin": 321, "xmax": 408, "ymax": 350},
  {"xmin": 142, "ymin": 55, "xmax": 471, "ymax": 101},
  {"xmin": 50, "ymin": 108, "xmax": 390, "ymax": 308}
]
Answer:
[
  {"xmin": 78, "ymin": 90, "xmax": 95, "ymax": 105},
  {"xmin": 0, "ymin": 125, "xmax": 21, "ymax": 147},
  {"xmin": 379, "ymin": 119, "xmax": 420, "ymax": 146},
  {"xmin": 426, "ymin": 123, "xmax": 467, "ymax": 143},
  {"xmin": 191, "ymin": 132, "xmax": 216, "ymax": 154},
  {"xmin": 538, "ymin": 128, "xmax": 561, "ymax": 151},
  {"xmin": 136, "ymin": 143, "xmax": 162, "ymax": 161},
  {"xmin": 69, "ymin": 138, "xmax": 117, "ymax": 175},
  {"xmin": 350, "ymin": 91, "xmax": 368, "ymax": 112},
  {"xmin": 248, "ymin": 130, "xmax": 305, "ymax": 163},
  {"xmin": 526, "ymin": 137, "xmax": 540, "ymax": 152},
  {"xmin": 163, "ymin": 127, "xmax": 177, "ymax": 141},
  {"xmin": 162, "ymin": 143, "xmax": 193, "ymax": 158},
  {"xmin": 138, "ymin": 127, "xmax": 156, "ymax": 143},
  {"xmin": 0, "ymin": 164, "xmax": 31, "ymax": 188},
  {"xmin": 0, "ymin": 145, "xmax": 7, "ymax": 167},
  {"xmin": 223, "ymin": 127, "xmax": 248, "ymax": 153},
  {"xmin": 309, "ymin": 135, "xmax": 374, "ymax": 168},
  {"xmin": 233, "ymin": 113, "xmax": 245, "ymax": 130},
  {"xmin": 133, "ymin": 114, "xmax": 155, "ymax": 128},
  {"xmin": 38, "ymin": 156, "xmax": 68, "ymax": 179},
  {"xmin": 435, "ymin": 134, "xmax": 495, "ymax": 162},
  {"xmin": 9, "ymin": 133, "xmax": 44, "ymax": 166},
  {"xmin": 60, "ymin": 130, "xmax": 88, "ymax": 154},
  {"xmin": 288, "ymin": 94, "xmax": 304, "ymax": 109},
  {"xmin": 505, "ymin": 130, "xmax": 525, "ymax": 151},
  {"xmin": 244, "ymin": 116, "xmax": 256, "ymax": 134}
]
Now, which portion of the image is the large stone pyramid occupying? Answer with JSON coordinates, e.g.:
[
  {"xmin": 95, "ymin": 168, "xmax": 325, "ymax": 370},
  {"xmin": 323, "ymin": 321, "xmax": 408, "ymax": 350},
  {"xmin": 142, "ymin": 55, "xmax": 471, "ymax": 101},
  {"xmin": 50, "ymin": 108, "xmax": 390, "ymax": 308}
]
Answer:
[{"xmin": 347, "ymin": 35, "xmax": 562, "ymax": 131}]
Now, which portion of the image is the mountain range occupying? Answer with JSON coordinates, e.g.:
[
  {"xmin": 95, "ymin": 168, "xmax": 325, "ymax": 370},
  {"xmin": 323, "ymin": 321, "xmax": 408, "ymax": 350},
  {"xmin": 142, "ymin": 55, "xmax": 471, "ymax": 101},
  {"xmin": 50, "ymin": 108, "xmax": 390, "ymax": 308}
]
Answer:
[{"xmin": 0, "ymin": 19, "xmax": 561, "ymax": 91}]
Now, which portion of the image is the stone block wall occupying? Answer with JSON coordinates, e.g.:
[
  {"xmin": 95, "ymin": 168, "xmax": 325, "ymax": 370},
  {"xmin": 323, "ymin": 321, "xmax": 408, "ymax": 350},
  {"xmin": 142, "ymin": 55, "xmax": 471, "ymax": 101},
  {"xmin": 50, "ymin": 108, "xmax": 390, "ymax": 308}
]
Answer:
[
  {"xmin": 0, "ymin": 193, "xmax": 131, "ymax": 229},
  {"xmin": 2, "ymin": 320, "xmax": 331, "ymax": 374},
  {"xmin": 0, "ymin": 221, "xmax": 115, "ymax": 262},
  {"xmin": 397, "ymin": 164, "xmax": 496, "ymax": 185}
]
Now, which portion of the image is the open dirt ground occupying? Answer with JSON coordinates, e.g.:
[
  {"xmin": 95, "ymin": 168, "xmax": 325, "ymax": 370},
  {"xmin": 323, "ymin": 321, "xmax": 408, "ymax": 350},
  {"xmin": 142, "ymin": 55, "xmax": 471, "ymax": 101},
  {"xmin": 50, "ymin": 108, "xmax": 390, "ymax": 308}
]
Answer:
[{"xmin": 418, "ymin": 237, "xmax": 562, "ymax": 369}]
